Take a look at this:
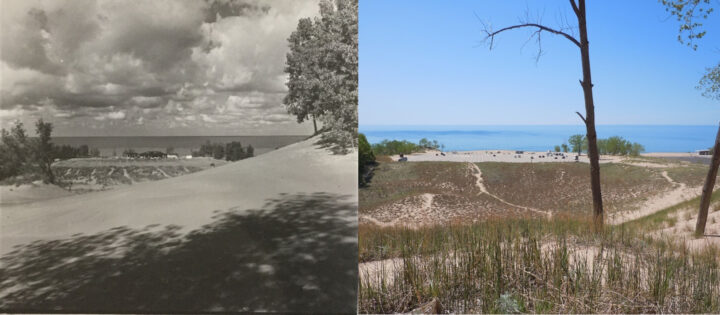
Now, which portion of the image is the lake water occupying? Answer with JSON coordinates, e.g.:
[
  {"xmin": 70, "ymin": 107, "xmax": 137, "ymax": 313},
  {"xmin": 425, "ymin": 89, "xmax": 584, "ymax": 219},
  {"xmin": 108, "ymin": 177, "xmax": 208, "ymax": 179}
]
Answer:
[
  {"xmin": 360, "ymin": 125, "xmax": 718, "ymax": 153},
  {"xmin": 52, "ymin": 135, "xmax": 309, "ymax": 157}
]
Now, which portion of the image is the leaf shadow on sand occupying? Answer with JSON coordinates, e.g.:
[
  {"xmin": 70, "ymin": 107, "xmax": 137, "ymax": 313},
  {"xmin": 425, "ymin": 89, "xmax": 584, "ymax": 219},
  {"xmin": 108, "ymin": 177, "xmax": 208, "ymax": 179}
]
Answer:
[{"xmin": 0, "ymin": 193, "xmax": 358, "ymax": 313}]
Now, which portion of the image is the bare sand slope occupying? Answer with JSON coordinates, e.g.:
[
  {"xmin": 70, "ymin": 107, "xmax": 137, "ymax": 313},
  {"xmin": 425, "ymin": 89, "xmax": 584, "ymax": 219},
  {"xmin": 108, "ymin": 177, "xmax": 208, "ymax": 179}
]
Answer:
[
  {"xmin": 1, "ymin": 136, "xmax": 357, "ymax": 255},
  {"xmin": 0, "ymin": 182, "xmax": 74, "ymax": 206}
]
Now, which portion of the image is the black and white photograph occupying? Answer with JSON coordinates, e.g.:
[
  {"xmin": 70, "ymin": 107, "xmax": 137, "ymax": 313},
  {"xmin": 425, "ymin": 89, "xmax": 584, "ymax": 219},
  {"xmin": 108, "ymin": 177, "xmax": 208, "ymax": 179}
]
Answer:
[{"xmin": 0, "ymin": 0, "xmax": 358, "ymax": 313}]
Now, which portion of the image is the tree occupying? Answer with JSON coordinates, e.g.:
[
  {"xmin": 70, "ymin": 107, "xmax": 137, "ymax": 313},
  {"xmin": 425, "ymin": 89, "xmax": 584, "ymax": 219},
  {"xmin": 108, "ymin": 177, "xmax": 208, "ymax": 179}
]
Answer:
[
  {"xmin": 166, "ymin": 146, "xmax": 175, "ymax": 155},
  {"xmin": 0, "ymin": 120, "xmax": 30, "ymax": 180},
  {"xmin": 554, "ymin": 145, "xmax": 561, "ymax": 152},
  {"xmin": 246, "ymin": 145, "xmax": 254, "ymax": 158},
  {"xmin": 358, "ymin": 133, "xmax": 375, "ymax": 186},
  {"xmin": 225, "ymin": 142, "xmax": 246, "ymax": 161},
  {"xmin": 284, "ymin": 18, "xmax": 321, "ymax": 133},
  {"xmin": 561, "ymin": 143, "xmax": 569, "ymax": 153},
  {"xmin": 482, "ymin": 0, "xmax": 604, "ymax": 227},
  {"xmin": 212, "ymin": 144, "xmax": 225, "ymax": 160},
  {"xmin": 284, "ymin": 0, "xmax": 358, "ymax": 148},
  {"xmin": 34, "ymin": 119, "xmax": 55, "ymax": 184},
  {"xmin": 568, "ymin": 134, "xmax": 586, "ymax": 156},
  {"xmin": 661, "ymin": 0, "xmax": 718, "ymax": 236},
  {"xmin": 698, "ymin": 61, "xmax": 720, "ymax": 100},
  {"xmin": 78, "ymin": 145, "xmax": 89, "ymax": 157},
  {"xmin": 90, "ymin": 148, "xmax": 101, "ymax": 157}
]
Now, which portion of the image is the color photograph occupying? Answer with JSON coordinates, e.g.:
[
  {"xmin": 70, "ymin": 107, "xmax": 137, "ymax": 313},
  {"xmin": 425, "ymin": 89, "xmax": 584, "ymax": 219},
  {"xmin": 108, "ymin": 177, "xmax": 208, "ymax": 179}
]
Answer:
[{"xmin": 359, "ymin": 0, "xmax": 720, "ymax": 313}]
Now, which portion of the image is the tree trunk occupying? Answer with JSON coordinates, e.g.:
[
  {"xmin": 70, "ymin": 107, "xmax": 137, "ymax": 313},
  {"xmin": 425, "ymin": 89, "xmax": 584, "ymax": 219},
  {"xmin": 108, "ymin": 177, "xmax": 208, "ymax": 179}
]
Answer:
[
  {"xmin": 312, "ymin": 114, "xmax": 318, "ymax": 134},
  {"xmin": 696, "ymin": 122, "xmax": 720, "ymax": 236},
  {"xmin": 576, "ymin": 0, "xmax": 604, "ymax": 229}
]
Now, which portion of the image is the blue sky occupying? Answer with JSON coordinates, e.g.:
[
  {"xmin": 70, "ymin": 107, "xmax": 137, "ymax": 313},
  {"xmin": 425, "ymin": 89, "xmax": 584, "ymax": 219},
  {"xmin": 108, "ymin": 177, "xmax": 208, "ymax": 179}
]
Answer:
[{"xmin": 360, "ymin": 0, "xmax": 720, "ymax": 126}]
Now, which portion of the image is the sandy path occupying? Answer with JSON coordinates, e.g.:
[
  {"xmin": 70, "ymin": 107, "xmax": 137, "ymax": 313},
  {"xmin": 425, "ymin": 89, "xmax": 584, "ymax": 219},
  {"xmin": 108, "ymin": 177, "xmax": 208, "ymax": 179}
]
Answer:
[
  {"xmin": 609, "ymin": 170, "xmax": 700, "ymax": 225},
  {"xmin": 1, "ymin": 136, "xmax": 357, "ymax": 255},
  {"xmin": 467, "ymin": 163, "xmax": 552, "ymax": 218}
]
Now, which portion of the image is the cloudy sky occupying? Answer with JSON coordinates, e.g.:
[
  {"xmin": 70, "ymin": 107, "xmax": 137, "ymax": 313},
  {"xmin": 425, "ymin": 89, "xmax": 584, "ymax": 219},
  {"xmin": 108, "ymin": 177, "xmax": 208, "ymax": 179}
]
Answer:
[{"xmin": 0, "ymin": 0, "xmax": 318, "ymax": 136}]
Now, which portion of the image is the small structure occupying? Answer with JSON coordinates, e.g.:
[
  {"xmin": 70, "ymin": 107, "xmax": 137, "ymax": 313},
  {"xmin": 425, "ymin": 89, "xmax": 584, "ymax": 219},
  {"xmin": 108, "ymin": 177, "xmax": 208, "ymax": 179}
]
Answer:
[
  {"xmin": 167, "ymin": 154, "xmax": 179, "ymax": 159},
  {"xmin": 696, "ymin": 150, "xmax": 711, "ymax": 156},
  {"xmin": 515, "ymin": 150, "xmax": 524, "ymax": 154},
  {"xmin": 184, "ymin": 155, "xmax": 193, "ymax": 159}
]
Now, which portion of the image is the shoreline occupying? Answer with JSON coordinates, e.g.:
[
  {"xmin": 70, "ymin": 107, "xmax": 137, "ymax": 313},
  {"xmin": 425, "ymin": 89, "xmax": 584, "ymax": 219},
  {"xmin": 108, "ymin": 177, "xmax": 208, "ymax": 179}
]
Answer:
[{"xmin": 389, "ymin": 149, "xmax": 711, "ymax": 164}]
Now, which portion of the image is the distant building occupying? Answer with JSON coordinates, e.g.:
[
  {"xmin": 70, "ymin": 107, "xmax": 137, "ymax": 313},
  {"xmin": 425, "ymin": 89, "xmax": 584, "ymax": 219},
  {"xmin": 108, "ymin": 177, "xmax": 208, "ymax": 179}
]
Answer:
[
  {"xmin": 184, "ymin": 155, "xmax": 193, "ymax": 159},
  {"xmin": 167, "ymin": 154, "xmax": 179, "ymax": 159},
  {"xmin": 696, "ymin": 150, "xmax": 711, "ymax": 156},
  {"xmin": 515, "ymin": 150, "xmax": 524, "ymax": 154}
]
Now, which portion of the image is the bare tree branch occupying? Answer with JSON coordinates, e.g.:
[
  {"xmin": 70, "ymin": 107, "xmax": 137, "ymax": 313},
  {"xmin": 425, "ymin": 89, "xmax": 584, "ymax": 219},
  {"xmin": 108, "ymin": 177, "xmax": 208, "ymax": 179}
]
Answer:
[
  {"xmin": 569, "ymin": 0, "xmax": 580, "ymax": 16},
  {"xmin": 482, "ymin": 23, "xmax": 581, "ymax": 49},
  {"xmin": 576, "ymin": 111, "xmax": 586, "ymax": 124}
]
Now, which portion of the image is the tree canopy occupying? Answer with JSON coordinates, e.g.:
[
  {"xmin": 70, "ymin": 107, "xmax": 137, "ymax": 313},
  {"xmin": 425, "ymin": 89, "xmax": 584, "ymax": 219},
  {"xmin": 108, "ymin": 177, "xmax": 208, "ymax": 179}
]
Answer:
[{"xmin": 284, "ymin": 0, "xmax": 358, "ymax": 148}]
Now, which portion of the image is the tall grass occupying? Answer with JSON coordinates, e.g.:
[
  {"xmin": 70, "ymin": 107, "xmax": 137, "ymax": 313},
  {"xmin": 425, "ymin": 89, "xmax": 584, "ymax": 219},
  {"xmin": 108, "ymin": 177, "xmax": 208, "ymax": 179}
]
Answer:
[{"xmin": 359, "ymin": 216, "xmax": 720, "ymax": 313}]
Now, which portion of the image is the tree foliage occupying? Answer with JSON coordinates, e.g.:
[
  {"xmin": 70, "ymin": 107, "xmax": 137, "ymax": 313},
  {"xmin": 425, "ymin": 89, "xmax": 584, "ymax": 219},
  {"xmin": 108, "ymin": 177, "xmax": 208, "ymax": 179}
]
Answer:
[
  {"xmin": 596, "ymin": 136, "xmax": 645, "ymax": 156},
  {"xmin": 698, "ymin": 61, "xmax": 720, "ymax": 100},
  {"xmin": 370, "ymin": 138, "xmax": 442, "ymax": 156},
  {"xmin": 0, "ymin": 121, "xmax": 31, "ymax": 180},
  {"xmin": 0, "ymin": 119, "xmax": 56, "ymax": 183},
  {"xmin": 568, "ymin": 134, "xmax": 586, "ymax": 155},
  {"xmin": 284, "ymin": 0, "xmax": 358, "ymax": 148},
  {"xmin": 660, "ymin": 0, "xmax": 714, "ymax": 50},
  {"xmin": 358, "ymin": 133, "xmax": 375, "ymax": 186}
]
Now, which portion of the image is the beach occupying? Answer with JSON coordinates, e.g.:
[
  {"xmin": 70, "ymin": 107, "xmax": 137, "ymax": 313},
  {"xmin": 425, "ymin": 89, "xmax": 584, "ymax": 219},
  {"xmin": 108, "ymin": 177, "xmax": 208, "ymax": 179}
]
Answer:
[
  {"xmin": 389, "ymin": 149, "xmax": 713, "ymax": 164},
  {"xmin": 391, "ymin": 149, "xmax": 621, "ymax": 164}
]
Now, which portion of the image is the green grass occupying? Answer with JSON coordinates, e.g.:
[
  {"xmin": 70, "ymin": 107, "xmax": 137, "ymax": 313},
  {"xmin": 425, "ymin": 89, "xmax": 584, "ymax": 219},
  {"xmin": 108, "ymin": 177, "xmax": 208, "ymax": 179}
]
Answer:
[
  {"xmin": 359, "ymin": 160, "xmax": 720, "ymax": 314},
  {"xmin": 666, "ymin": 165, "xmax": 720, "ymax": 187},
  {"xmin": 359, "ymin": 162, "xmax": 473, "ymax": 213},
  {"xmin": 621, "ymin": 189, "xmax": 720, "ymax": 233},
  {"xmin": 359, "ymin": 217, "xmax": 720, "ymax": 314},
  {"xmin": 478, "ymin": 162, "xmax": 672, "ymax": 214}
]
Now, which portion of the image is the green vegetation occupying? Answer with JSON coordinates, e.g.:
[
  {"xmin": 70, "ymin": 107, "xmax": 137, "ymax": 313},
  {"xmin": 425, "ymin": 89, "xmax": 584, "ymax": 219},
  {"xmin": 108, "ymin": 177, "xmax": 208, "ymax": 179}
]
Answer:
[
  {"xmin": 622, "ymin": 189, "xmax": 720, "ymax": 233},
  {"xmin": 191, "ymin": 141, "xmax": 254, "ymax": 161},
  {"xmin": 568, "ymin": 134, "xmax": 586, "ymax": 156},
  {"xmin": 371, "ymin": 138, "xmax": 441, "ymax": 156},
  {"xmin": 284, "ymin": 0, "xmax": 358, "ymax": 148},
  {"xmin": 0, "ymin": 120, "xmax": 57, "ymax": 183},
  {"xmin": 596, "ymin": 136, "xmax": 645, "ymax": 156},
  {"xmin": 563, "ymin": 135, "xmax": 644, "ymax": 156},
  {"xmin": 479, "ymin": 162, "xmax": 672, "ymax": 214},
  {"xmin": 359, "ymin": 133, "xmax": 375, "ymax": 186},
  {"xmin": 359, "ymin": 217, "xmax": 720, "ymax": 313},
  {"xmin": 359, "ymin": 161, "xmax": 472, "ymax": 213}
]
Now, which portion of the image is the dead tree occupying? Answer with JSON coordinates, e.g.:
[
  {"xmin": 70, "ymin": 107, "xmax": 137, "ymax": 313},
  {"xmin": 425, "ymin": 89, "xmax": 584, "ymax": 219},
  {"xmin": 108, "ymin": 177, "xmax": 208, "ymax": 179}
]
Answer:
[
  {"xmin": 482, "ymin": 0, "xmax": 604, "ymax": 228},
  {"xmin": 696, "ymin": 122, "xmax": 720, "ymax": 236}
]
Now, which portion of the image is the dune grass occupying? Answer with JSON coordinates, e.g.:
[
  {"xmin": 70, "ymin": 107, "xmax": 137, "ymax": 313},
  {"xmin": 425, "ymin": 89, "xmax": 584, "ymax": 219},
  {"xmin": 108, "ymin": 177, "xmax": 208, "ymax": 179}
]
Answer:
[
  {"xmin": 359, "ymin": 216, "xmax": 720, "ymax": 314},
  {"xmin": 478, "ymin": 162, "xmax": 672, "ymax": 214},
  {"xmin": 359, "ymin": 160, "xmax": 720, "ymax": 314},
  {"xmin": 359, "ymin": 162, "xmax": 474, "ymax": 213}
]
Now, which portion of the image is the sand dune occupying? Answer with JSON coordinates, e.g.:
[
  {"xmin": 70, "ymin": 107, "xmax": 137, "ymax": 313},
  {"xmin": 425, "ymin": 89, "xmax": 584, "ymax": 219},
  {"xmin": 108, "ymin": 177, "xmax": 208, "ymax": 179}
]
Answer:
[
  {"xmin": 0, "ymin": 135, "xmax": 358, "ymax": 313},
  {"xmin": 1, "ymin": 136, "xmax": 357, "ymax": 254}
]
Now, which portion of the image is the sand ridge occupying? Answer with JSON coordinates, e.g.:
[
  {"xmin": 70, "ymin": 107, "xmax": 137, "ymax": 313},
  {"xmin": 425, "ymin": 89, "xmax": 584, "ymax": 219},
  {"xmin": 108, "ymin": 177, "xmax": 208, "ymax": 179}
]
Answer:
[{"xmin": 0, "ymin": 136, "xmax": 357, "ymax": 255}]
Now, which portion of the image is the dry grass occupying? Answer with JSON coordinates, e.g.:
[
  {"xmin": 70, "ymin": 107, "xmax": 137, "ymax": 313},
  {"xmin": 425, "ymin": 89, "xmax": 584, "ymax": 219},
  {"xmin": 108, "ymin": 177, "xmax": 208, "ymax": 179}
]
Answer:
[
  {"xmin": 359, "ymin": 217, "xmax": 720, "ymax": 314},
  {"xmin": 665, "ymin": 164, "xmax": 720, "ymax": 187},
  {"xmin": 360, "ymin": 162, "xmax": 543, "ymax": 226},
  {"xmin": 52, "ymin": 158, "xmax": 223, "ymax": 192},
  {"xmin": 478, "ymin": 162, "xmax": 673, "ymax": 214}
]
